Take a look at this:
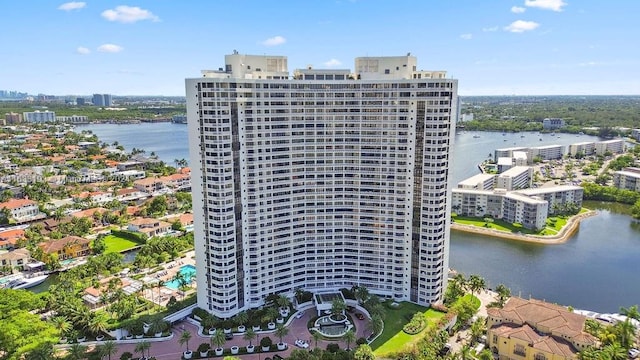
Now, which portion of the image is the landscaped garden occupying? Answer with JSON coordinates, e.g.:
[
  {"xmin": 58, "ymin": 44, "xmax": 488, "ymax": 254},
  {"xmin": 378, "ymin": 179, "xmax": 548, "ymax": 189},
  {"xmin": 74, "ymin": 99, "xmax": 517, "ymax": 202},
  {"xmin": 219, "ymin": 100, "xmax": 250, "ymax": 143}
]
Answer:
[{"xmin": 371, "ymin": 301, "xmax": 445, "ymax": 357}]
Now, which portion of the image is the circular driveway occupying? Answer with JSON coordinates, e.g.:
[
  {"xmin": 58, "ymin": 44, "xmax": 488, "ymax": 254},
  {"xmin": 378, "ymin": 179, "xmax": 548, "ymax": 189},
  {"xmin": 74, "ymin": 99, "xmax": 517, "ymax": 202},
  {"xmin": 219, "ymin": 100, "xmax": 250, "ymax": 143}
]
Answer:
[{"xmin": 112, "ymin": 309, "xmax": 371, "ymax": 360}]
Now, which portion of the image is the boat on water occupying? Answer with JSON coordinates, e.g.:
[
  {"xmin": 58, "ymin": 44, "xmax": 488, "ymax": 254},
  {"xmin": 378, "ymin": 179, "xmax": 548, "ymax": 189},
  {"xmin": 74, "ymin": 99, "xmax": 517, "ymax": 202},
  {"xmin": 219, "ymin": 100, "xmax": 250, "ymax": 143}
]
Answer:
[
  {"xmin": 473, "ymin": 135, "xmax": 480, "ymax": 138},
  {"xmin": 5, "ymin": 274, "xmax": 49, "ymax": 290}
]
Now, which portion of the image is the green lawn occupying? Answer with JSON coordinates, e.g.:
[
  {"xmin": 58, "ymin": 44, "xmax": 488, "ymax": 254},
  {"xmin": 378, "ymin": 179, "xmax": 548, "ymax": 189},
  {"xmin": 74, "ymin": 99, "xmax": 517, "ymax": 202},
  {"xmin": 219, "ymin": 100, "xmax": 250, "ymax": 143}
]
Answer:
[
  {"xmin": 452, "ymin": 216, "xmax": 537, "ymax": 234},
  {"xmin": 103, "ymin": 234, "xmax": 142, "ymax": 253},
  {"xmin": 371, "ymin": 302, "xmax": 445, "ymax": 357}
]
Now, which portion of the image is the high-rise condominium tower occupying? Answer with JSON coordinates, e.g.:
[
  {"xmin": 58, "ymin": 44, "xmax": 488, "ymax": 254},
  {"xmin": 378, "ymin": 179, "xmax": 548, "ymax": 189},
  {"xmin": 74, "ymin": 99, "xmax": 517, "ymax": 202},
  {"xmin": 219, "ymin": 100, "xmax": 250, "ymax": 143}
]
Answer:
[{"xmin": 186, "ymin": 53, "xmax": 457, "ymax": 318}]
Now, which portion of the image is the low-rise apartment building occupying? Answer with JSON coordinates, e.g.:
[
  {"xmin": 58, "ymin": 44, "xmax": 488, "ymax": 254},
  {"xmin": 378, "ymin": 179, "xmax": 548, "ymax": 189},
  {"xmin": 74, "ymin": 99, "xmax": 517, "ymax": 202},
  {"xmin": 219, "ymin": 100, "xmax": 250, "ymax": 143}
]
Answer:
[
  {"xmin": 487, "ymin": 297, "xmax": 597, "ymax": 360},
  {"xmin": 528, "ymin": 145, "xmax": 564, "ymax": 162},
  {"xmin": 515, "ymin": 185, "xmax": 584, "ymax": 215},
  {"xmin": 502, "ymin": 192, "xmax": 547, "ymax": 230},
  {"xmin": 613, "ymin": 167, "xmax": 640, "ymax": 192},
  {"xmin": 452, "ymin": 189, "xmax": 504, "ymax": 218},
  {"xmin": 632, "ymin": 129, "xmax": 640, "ymax": 141},
  {"xmin": 568, "ymin": 142, "xmax": 596, "ymax": 157},
  {"xmin": 542, "ymin": 118, "xmax": 565, "ymax": 130},
  {"xmin": 496, "ymin": 166, "xmax": 533, "ymax": 191},
  {"xmin": 495, "ymin": 147, "xmax": 528, "ymax": 161},
  {"xmin": 457, "ymin": 173, "xmax": 496, "ymax": 190},
  {"xmin": 595, "ymin": 139, "xmax": 624, "ymax": 156}
]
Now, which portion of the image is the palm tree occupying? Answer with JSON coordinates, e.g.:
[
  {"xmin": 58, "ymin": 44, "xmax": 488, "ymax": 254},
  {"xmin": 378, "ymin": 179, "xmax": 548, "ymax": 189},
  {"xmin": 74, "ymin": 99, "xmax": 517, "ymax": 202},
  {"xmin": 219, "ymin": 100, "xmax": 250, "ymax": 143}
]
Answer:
[
  {"xmin": 354, "ymin": 286, "xmax": 370, "ymax": 305},
  {"xmin": 495, "ymin": 283, "xmax": 511, "ymax": 307},
  {"xmin": 276, "ymin": 294, "xmax": 291, "ymax": 309},
  {"xmin": 369, "ymin": 314, "xmax": 383, "ymax": 337},
  {"xmin": 234, "ymin": 311, "xmax": 248, "ymax": 327},
  {"xmin": 311, "ymin": 331, "xmax": 322, "ymax": 349},
  {"xmin": 620, "ymin": 305, "xmax": 640, "ymax": 321},
  {"xmin": 51, "ymin": 316, "xmax": 71, "ymax": 338},
  {"xmin": 100, "ymin": 340, "xmax": 117, "ymax": 360},
  {"xmin": 67, "ymin": 343, "xmax": 87, "ymax": 360},
  {"xmin": 210, "ymin": 329, "xmax": 226, "ymax": 351},
  {"xmin": 614, "ymin": 319, "xmax": 636, "ymax": 349},
  {"xmin": 25, "ymin": 343, "xmax": 55, "ymax": 360},
  {"xmin": 275, "ymin": 324, "xmax": 289, "ymax": 344},
  {"xmin": 243, "ymin": 327, "xmax": 256, "ymax": 347},
  {"xmin": 264, "ymin": 307, "xmax": 279, "ymax": 323},
  {"xmin": 602, "ymin": 343, "xmax": 628, "ymax": 360},
  {"xmin": 179, "ymin": 330, "xmax": 193, "ymax": 353},
  {"xmin": 88, "ymin": 312, "xmax": 109, "ymax": 337},
  {"xmin": 330, "ymin": 298, "xmax": 346, "ymax": 317},
  {"xmin": 134, "ymin": 340, "xmax": 150, "ymax": 360},
  {"xmin": 468, "ymin": 274, "xmax": 486, "ymax": 296},
  {"xmin": 342, "ymin": 329, "xmax": 356, "ymax": 350}
]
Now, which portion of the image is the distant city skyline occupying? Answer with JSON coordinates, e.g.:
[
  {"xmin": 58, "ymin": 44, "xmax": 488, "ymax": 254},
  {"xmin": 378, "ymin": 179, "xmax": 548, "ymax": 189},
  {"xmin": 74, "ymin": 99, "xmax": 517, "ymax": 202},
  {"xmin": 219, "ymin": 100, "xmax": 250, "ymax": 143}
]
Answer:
[{"xmin": 2, "ymin": 0, "xmax": 639, "ymax": 96}]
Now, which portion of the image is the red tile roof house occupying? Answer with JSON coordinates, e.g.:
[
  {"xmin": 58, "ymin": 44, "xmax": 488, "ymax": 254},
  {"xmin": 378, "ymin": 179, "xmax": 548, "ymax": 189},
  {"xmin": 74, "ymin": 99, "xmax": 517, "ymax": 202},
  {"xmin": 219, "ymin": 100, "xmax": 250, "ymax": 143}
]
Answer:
[
  {"xmin": 0, "ymin": 198, "xmax": 45, "ymax": 224},
  {"xmin": 0, "ymin": 248, "xmax": 30, "ymax": 273},
  {"xmin": 116, "ymin": 188, "xmax": 148, "ymax": 202},
  {"xmin": 38, "ymin": 236, "xmax": 91, "ymax": 261},
  {"xmin": 0, "ymin": 228, "xmax": 26, "ymax": 250},
  {"xmin": 127, "ymin": 217, "xmax": 171, "ymax": 238},
  {"xmin": 133, "ymin": 178, "xmax": 165, "ymax": 194}
]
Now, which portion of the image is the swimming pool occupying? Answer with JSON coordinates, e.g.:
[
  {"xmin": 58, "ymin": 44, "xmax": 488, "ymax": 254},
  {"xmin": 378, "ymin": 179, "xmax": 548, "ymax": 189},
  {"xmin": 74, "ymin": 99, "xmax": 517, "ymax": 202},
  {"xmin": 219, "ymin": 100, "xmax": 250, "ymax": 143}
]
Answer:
[{"xmin": 164, "ymin": 264, "xmax": 196, "ymax": 290}]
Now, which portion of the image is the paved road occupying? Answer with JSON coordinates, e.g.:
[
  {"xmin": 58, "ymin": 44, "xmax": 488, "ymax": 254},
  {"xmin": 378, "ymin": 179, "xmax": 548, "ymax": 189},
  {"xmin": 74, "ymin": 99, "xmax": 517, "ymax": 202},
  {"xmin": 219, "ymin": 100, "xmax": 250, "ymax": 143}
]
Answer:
[{"xmin": 112, "ymin": 309, "xmax": 371, "ymax": 360}]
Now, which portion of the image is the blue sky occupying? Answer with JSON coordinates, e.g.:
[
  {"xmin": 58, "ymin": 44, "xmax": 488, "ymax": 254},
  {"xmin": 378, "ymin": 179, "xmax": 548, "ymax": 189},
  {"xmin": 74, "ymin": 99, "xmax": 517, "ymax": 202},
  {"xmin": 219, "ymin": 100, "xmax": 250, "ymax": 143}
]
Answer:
[{"xmin": 1, "ymin": 0, "xmax": 639, "ymax": 96}]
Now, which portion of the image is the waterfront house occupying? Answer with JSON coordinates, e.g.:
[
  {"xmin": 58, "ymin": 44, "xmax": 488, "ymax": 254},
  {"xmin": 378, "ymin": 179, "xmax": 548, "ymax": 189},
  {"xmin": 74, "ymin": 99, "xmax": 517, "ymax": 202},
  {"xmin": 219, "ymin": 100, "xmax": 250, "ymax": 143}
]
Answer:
[
  {"xmin": 0, "ymin": 228, "xmax": 26, "ymax": 250},
  {"xmin": 0, "ymin": 248, "xmax": 30, "ymax": 273},
  {"xmin": 487, "ymin": 297, "xmax": 597, "ymax": 360},
  {"xmin": 133, "ymin": 177, "xmax": 165, "ymax": 194},
  {"xmin": 0, "ymin": 198, "xmax": 44, "ymax": 223},
  {"xmin": 127, "ymin": 217, "xmax": 171, "ymax": 238},
  {"xmin": 38, "ymin": 235, "xmax": 91, "ymax": 260}
]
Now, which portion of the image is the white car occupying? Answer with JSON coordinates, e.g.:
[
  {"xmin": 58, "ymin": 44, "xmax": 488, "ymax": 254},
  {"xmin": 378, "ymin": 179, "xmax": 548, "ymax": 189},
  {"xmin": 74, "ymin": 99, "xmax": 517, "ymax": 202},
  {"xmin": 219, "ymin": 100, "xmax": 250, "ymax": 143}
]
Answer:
[
  {"xmin": 295, "ymin": 339, "xmax": 309, "ymax": 349},
  {"xmin": 295, "ymin": 312, "xmax": 304, "ymax": 319}
]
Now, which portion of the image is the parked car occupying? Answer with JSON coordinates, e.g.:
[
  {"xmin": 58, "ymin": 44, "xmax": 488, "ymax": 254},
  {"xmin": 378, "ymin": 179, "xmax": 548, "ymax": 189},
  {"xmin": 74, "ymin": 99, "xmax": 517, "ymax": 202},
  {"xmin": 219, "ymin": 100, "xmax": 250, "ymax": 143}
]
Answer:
[
  {"xmin": 295, "ymin": 312, "xmax": 304, "ymax": 319},
  {"xmin": 295, "ymin": 339, "xmax": 309, "ymax": 349},
  {"xmin": 355, "ymin": 313, "xmax": 365, "ymax": 320}
]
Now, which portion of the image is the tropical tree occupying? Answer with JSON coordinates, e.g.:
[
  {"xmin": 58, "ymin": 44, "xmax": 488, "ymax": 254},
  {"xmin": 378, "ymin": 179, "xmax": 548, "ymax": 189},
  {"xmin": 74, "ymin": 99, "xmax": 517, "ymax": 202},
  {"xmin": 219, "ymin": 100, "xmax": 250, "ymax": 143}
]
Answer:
[
  {"xmin": 210, "ymin": 329, "xmax": 226, "ymax": 350},
  {"xmin": 25, "ymin": 343, "xmax": 56, "ymax": 360},
  {"xmin": 342, "ymin": 329, "xmax": 356, "ymax": 350},
  {"xmin": 495, "ymin": 283, "xmax": 511, "ymax": 307},
  {"xmin": 620, "ymin": 305, "xmax": 640, "ymax": 321},
  {"xmin": 276, "ymin": 294, "xmax": 291, "ymax": 309},
  {"xmin": 275, "ymin": 324, "xmax": 289, "ymax": 344},
  {"xmin": 67, "ymin": 343, "xmax": 88, "ymax": 360},
  {"xmin": 87, "ymin": 312, "xmax": 109, "ymax": 336},
  {"xmin": 243, "ymin": 327, "xmax": 256, "ymax": 347},
  {"xmin": 134, "ymin": 340, "xmax": 150, "ymax": 360},
  {"xmin": 614, "ymin": 319, "xmax": 636, "ymax": 349},
  {"xmin": 97, "ymin": 340, "xmax": 117, "ymax": 360},
  {"xmin": 470, "ymin": 317, "xmax": 487, "ymax": 343},
  {"xmin": 179, "ymin": 330, "xmax": 193, "ymax": 353},
  {"xmin": 51, "ymin": 316, "xmax": 71, "ymax": 337},
  {"xmin": 234, "ymin": 311, "xmax": 248, "ymax": 327},
  {"xmin": 354, "ymin": 286, "xmax": 370, "ymax": 305},
  {"xmin": 353, "ymin": 344, "xmax": 375, "ymax": 360},
  {"xmin": 468, "ymin": 274, "xmax": 486, "ymax": 296},
  {"xmin": 369, "ymin": 314, "xmax": 384, "ymax": 337},
  {"xmin": 330, "ymin": 298, "xmax": 346, "ymax": 316},
  {"xmin": 311, "ymin": 331, "xmax": 322, "ymax": 349}
]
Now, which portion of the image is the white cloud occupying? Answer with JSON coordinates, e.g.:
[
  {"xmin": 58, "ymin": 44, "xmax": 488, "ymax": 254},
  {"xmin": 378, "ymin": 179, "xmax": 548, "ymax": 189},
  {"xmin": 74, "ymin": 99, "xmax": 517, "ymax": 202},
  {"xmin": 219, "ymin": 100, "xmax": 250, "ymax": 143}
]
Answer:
[
  {"xmin": 482, "ymin": 26, "xmax": 499, "ymax": 32},
  {"xmin": 460, "ymin": 33, "xmax": 473, "ymax": 40},
  {"xmin": 524, "ymin": 0, "xmax": 567, "ymax": 12},
  {"xmin": 58, "ymin": 2, "xmax": 86, "ymax": 11},
  {"xmin": 323, "ymin": 59, "xmax": 342, "ymax": 67},
  {"xmin": 504, "ymin": 20, "xmax": 540, "ymax": 33},
  {"xmin": 76, "ymin": 46, "xmax": 90, "ymax": 55},
  {"xmin": 261, "ymin": 36, "xmax": 286, "ymax": 47},
  {"xmin": 97, "ymin": 44, "xmax": 124, "ymax": 53},
  {"xmin": 511, "ymin": 6, "xmax": 526, "ymax": 13},
  {"xmin": 101, "ymin": 6, "xmax": 159, "ymax": 23}
]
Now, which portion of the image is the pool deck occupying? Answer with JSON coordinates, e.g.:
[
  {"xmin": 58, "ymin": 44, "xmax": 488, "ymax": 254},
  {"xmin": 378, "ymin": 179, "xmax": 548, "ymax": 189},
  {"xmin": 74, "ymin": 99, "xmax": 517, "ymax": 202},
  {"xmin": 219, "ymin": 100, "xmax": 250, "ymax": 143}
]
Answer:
[{"xmin": 139, "ymin": 251, "xmax": 197, "ymax": 306}]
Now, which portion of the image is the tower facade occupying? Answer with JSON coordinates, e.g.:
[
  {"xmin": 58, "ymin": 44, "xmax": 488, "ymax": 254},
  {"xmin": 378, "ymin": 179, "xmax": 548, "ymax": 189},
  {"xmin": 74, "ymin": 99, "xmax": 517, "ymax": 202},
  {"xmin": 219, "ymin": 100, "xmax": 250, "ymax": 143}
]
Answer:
[{"xmin": 186, "ymin": 53, "xmax": 457, "ymax": 318}]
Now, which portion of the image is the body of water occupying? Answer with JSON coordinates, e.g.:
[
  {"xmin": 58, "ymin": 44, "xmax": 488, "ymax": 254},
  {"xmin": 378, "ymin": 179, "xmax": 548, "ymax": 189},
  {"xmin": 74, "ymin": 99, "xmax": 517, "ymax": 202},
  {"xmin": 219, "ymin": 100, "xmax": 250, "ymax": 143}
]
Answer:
[{"xmin": 76, "ymin": 124, "xmax": 639, "ymax": 312}]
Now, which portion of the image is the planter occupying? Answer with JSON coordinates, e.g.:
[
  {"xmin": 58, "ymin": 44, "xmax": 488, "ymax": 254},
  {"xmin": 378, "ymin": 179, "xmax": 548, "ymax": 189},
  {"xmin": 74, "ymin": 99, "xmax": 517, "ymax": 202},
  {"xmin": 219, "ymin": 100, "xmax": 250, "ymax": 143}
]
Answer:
[
  {"xmin": 223, "ymin": 328, "xmax": 232, "ymax": 334},
  {"xmin": 276, "ymin": 318, "xmax": 284, "ymax": 324},
  {"xmin": 199, "ymin": 352, "xmax": 209, "ymax": 358},
  {"xmin": 262, "ymin": 346, "xmax": 271, "ymax": 352},
  {"xmin": 125, "ymin": 335, "xmax": 133, "ymax": 340},
  {"xmin": 215, "ymin": 348, "xmax": 223, "ymax": 356},
  {"xmin": 77, "ymin": 337, "xmax": 86, "ymax": 343},
  {"xmin": 277, "ymin": 343, "xmax": 287, "ymax": 350},
  {"xmin": 96, "ymin": 335, "xmax": 105, "ymax": 341},
  {"xmin": 237, "ymin": 325, "xmax": 246, "ymax": 333},
  {"xmin": 143, "ymin": 323, "xmax": 151, "ymax": 334},
  {"xmin": 135, "ymin": 334, "xmax": 144, "ymax": 339},
  {"xmin": 252, "ymin": 325, "xmax": 261, "ymax": 331},
  {"xmin": 183, "ymin": 350, "xmax": 193, "ymax": 359},
  {"xmin": 154, "ymin": 332, "xmax": 163, "ymax": 338},
  {"xmin": 267, "ymin": 322, "xmax": 276, "ymax": 330},
  {"xmin": 208, "ymin": 328, "xmax": 216, "ymax": 335},
  {"xmin": 230, "ymin": 346, "xmax": 239, "ymax": 355},
  {"xmin": 246, "ymin": 345, "xmax": 255, "ymax": 353},
  {"xmin": 59, "ymin": 338, "xmax": 67, "ymax": 344}
]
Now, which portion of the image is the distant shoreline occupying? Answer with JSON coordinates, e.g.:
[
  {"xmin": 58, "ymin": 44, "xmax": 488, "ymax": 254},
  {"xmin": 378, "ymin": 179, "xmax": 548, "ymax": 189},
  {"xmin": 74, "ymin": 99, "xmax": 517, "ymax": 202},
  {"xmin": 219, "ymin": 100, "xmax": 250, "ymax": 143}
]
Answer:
[{"xmin": 450, "ymin": 210, "xmax": 598, "ymax": 245}]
